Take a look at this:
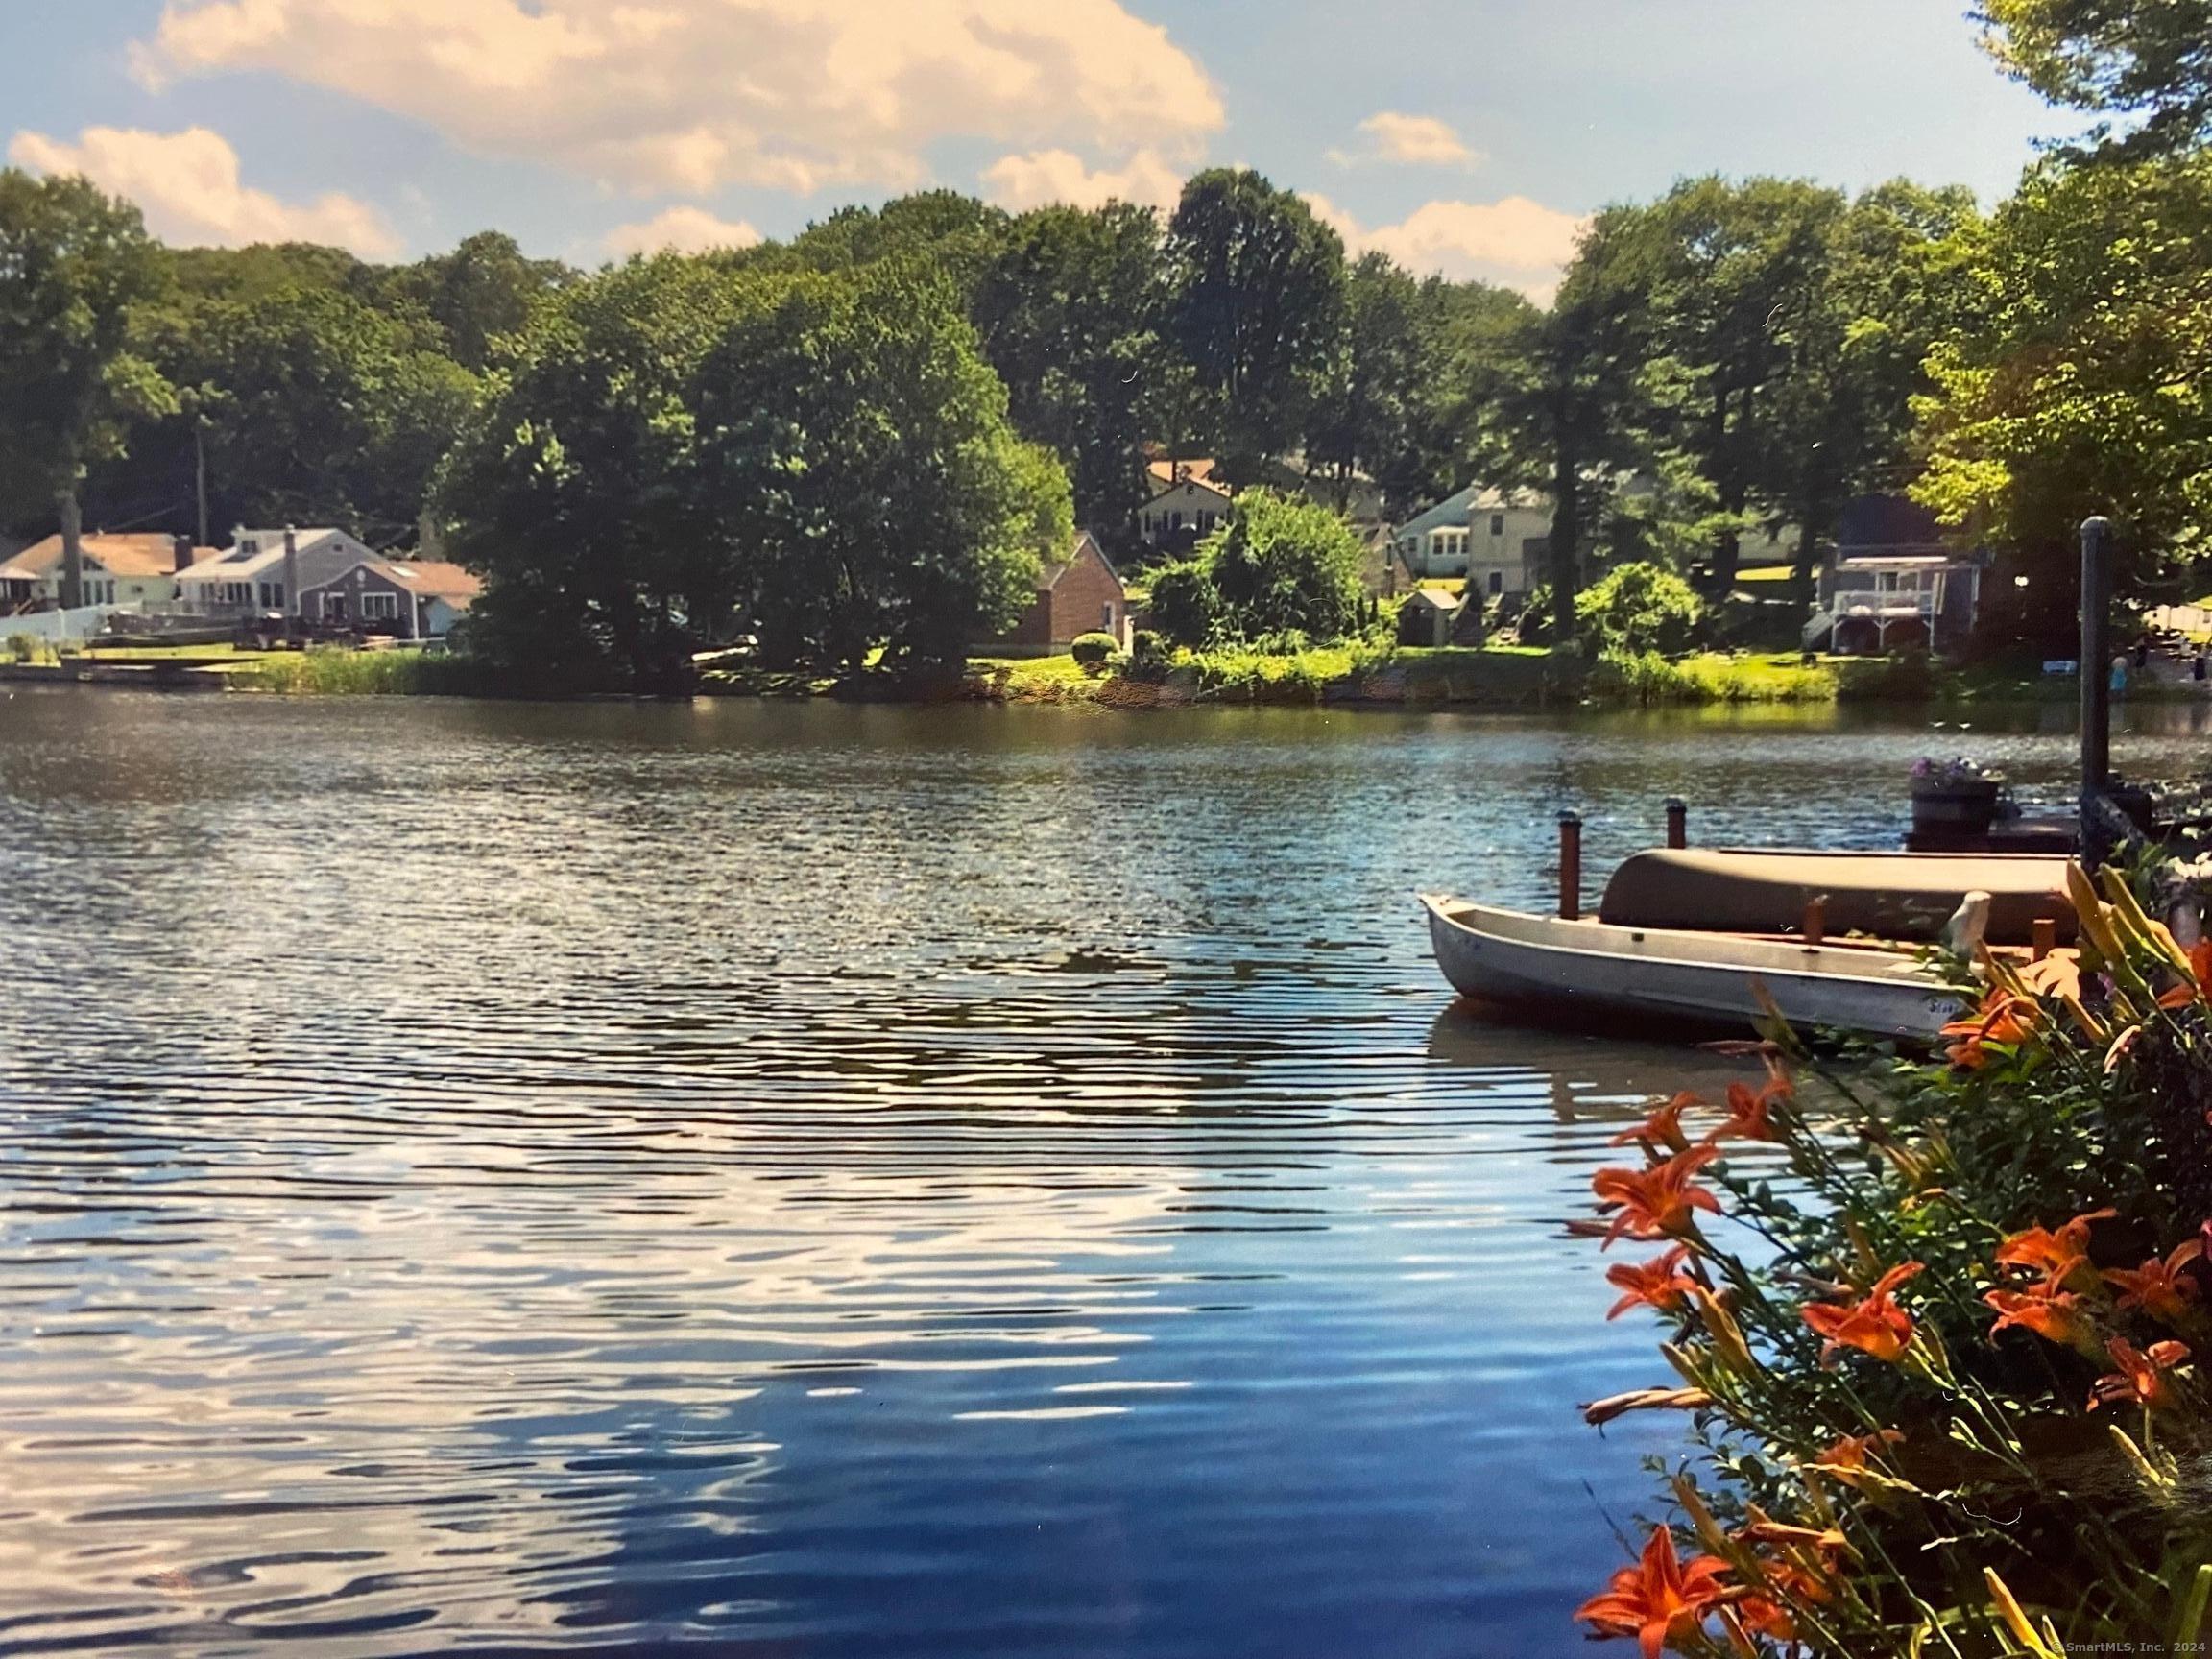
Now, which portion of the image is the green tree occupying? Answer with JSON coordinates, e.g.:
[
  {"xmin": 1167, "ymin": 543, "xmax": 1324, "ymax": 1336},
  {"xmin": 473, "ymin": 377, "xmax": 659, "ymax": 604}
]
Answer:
[
  {"xmin": 1913, "ymin": 151, "xmax": 2212, "ymax": 624},
  {"xmin": 1978, "ymin": 0, "xmax": 2212, "ymax": 154},
  {"xmin": 437, "ymin": 256, "xmax": 755, "ymax": 686},
  {"xmin": 0, "ymin": 170, "xmax": 174, "ymax": 596},
  {"xmin": 378, "ymin": 231, "xmax": 574, "ymax": 373},
  {"xmin": 1303, "ymin": 252, "xmax": 1423, "ymax": 513},
  {"xmin": 972, "ymin": 203, "xmax": 1175, "ymax": 539},
  {"xmin": 1165, "ymin": 169, "xmax": 1348, "ymax": 479},
  {"xmin": 141, "ymin": 285, "xmax": 478, "ymax": 539},
  {"xmin": 1187, "ymin": 489, "xmax": 1365, "ymax": 644},
  {"xmin": 692, "ymin": 262, "xmax": 1070, "ymax": 673},
  {"xmin": 1479, "ymin": 206, "xmax": 1670, "ymax": 642},
  {"xmin": 1767, "ymin": 180, "xmax": 1984, "ymax": 606},
  {"xmin": 1574, "ymin": 560, "xmax": 1704, "ymax": 653},
  {"xmin": 1635, "ymin": 176, "xmax": 1847, "ymax": 593}
]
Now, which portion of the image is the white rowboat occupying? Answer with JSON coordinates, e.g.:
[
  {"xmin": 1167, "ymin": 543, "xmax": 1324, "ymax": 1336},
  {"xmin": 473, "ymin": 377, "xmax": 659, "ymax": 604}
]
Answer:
[{"xmin": 1420, "ymin": 894, "xmax": 1971, "ymax": 1042}]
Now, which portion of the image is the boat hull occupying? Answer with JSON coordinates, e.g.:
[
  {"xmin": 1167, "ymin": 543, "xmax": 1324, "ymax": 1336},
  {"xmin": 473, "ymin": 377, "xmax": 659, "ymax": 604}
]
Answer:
[{"xmin": 1422, "ymin": 896, "xmax": 1970, "ymax": 1042}]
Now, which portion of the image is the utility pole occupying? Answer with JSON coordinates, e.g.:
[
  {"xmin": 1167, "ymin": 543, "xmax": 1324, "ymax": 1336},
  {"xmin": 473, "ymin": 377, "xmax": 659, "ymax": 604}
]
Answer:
[
  {"xmin": 194, "ymin": 419, "xmax": 210, "ymax": 552},
  {"xmin": 58, "ymin": 488, "xmax": 84, "ymax": 611}
]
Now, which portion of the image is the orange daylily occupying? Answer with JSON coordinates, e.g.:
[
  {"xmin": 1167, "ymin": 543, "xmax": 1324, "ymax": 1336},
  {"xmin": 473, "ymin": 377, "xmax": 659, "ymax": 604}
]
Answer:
[
  {"xmin": 1575, "ymin": 1526, "xmax": 1734, "ymax": 1659},
  {"xmin": 1605, "ymin": 1246, "xmax": 1700, "ymax": 1320},
  {"xmin": 2159, "ymin": 939, "xmax": 2212, "ymax": 1008},
  {"xmin": 1994, "ymin": 1208, "xmax": 2115, "ymax": 1291},
  {"xmin": 1591, "ymin": 1144, "xmax": 1723, "ymax": 1248},
  {"xmin": 2087, "ymin": 1336, "xmax": 2193, "ymax": 1411},
  {"xmin": 1611, "ymin": 1093, "xmax": 1698, "ymax": 1156},
  {"xmin": 1813, "ymin": 1429, "xmax": 1904, "ymax": 1474},
  {"xmin": 1801, "ymin": 1262, "xmax": 1924, "ymax": 1366},
  {"xmin": 1984, "ymin": 1286, "xmax": 2096, "ymax": 1352},
  {"xmin": 2104, "ymin": 1240, "xmax": 2205, "ymax": 1324},
  {"xmin": 1940, "ymin": 989, "xmax": 2037, "ymax": 1069},
  {"xmin": 1711, "ymin": 1078, "xmax": 1791, "ymax": 1143}
]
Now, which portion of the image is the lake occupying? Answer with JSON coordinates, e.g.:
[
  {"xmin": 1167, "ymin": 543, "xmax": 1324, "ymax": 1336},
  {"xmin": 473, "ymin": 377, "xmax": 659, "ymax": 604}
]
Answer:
[{"xmin": 4, "ymin": 689, "xmax": 2208, "ymax": 1658}]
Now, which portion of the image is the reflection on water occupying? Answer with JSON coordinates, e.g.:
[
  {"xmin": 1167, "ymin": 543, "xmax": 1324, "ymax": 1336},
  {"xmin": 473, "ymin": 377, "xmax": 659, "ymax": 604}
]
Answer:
[{"xmin": 1, "ymin": 691, "xmax": 2205, "ymax": 1656}]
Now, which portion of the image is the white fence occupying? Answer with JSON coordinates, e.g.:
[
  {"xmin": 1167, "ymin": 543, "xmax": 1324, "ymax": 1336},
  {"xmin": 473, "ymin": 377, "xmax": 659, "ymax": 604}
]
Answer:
[{"xmin": 1, "ymin": 605, "xmax": 119, "ymax": 644}]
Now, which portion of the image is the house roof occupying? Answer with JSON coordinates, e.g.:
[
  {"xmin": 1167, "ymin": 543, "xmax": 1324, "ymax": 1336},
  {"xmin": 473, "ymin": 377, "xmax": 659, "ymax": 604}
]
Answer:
[
  {"xmin": 1834, "ymin": 493, "xmax": 1948, "ymax": 552},
  {"xmin": 0, "ymin": 533, "xmax": 216, "ymax": 581},
  {"xmin": 300, "ymin": 557, "xmax": 484, "ymax": 605},
  {"xmin": 1038, "ymin": 532, "xmax": 1121, "ymax": 595},
  {"xmin": 1147, "ymin": 457, "xmax": 1222, "ymax": 489}
]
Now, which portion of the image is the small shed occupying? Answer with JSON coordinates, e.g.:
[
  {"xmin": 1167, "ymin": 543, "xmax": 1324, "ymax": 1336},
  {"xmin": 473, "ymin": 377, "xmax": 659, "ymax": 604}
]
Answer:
[
  {"xmin": 1396, "ymin": 588, "xmax": 1458, "ymax": 648},
  {"xmin": 991, "ymin": 533, "xmax": 1132, "ymax": 653}
]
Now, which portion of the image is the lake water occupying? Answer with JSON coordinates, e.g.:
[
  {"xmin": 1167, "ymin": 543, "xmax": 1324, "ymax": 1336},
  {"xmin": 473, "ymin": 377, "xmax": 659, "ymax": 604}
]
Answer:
[{"xmin": 5, "ymin": 689, "xmax": 2210, "ymax": 1658}]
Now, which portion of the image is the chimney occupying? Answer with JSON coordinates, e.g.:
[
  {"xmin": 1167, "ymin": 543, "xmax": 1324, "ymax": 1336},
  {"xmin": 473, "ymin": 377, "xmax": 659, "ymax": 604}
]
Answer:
[
  {"xmin": 283, "ymin": 525, "xmax": 301, "ymax": 634},
  {"xmin": 172, "ymin": 534, "xmax": 193, "ymax": 572}
]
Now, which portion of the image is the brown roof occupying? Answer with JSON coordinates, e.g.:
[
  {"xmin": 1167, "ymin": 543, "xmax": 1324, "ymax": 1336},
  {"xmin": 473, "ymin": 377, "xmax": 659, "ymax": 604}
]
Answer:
[
  {"xmin": 376, "ymin": 558, "xmax": 482, "ymax": 603},
  {"xmin": 1146, "ymin": 457, "xmax": 1223, "ymax": 489},
  {"xmin": 0, "ymin": 533, "xmax": 216, "ymax": 581}
]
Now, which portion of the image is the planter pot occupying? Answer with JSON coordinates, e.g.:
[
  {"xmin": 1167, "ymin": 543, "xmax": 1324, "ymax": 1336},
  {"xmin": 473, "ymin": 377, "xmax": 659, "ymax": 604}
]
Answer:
[{"xmin": 1911, "ymin": 779, "xmax": 2002, "ymax": 834}]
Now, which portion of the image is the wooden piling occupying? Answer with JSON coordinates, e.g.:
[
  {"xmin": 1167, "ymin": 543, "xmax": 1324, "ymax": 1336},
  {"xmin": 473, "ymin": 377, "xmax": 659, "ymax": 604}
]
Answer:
[
  {"xmin": 1558, "ymin": 811, "xmax": 1583, "ymax": 922},
  {"xmin": 1665, "ymin": 797, "xmax": 1687, "ymax": 850}
]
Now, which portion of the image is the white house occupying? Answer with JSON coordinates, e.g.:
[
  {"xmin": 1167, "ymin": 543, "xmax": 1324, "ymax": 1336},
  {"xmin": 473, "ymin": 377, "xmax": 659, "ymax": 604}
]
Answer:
[
  {"xmin": 174, "ymin": 527, "xmax": 383, "ymax": 620},
  {"xmin": 1139, "ymin": 470, "xmax": 1236, "ymax": 552},
  {"xmin": 1391, "ymin": 486, "xmax": 1551, "ymax": 593},
  {"xmin": 0, "ymin": 533, "xmax": 215, "ymax": 614}
]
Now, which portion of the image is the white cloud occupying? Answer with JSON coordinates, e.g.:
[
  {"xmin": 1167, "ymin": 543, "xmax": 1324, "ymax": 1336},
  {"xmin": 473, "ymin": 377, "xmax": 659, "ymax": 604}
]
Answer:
[
  {"xmin": 1305, "ymin": 191, "xmax": 1585, "ymax": 299},
  {"xmin": 1330, "ymin": 111, "xmax": 1480, "ymax": 170},
  {"xmin": 134, "ymin": 0, "xmax": 1225, "ymax": 197},
  {"xmin": 8, "ymin": 125, "xmax": 400, "ymax": 257},
  {"xmin": 979, "ymin": 149, "xmax": 1184, "ymax": 213},
  {"xmin": 603, "ymin": 204, "xmax": 762, "ymax": 258}
]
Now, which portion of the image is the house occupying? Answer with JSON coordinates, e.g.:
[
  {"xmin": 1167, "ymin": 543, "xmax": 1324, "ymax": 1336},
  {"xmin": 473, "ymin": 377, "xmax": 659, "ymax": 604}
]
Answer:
[
  {"xmin": 1358, "ymin": 524, "xmax": 1418, "ymax": 598},
  {"xmin": 296, "ymin": 558, "xmax": 483, "ymax": 639},
  {"xmin": 1139, "ymin": 468, "xmax": 1236, "ymax": 554},
  {"xmin": 1390, "ymin": 485, "xmax": 1551, "ymax": 594},
  {"xmin": 1805, "ymin": 495, "xmax": 1986, "ymax": 655},
  {"xmin": 989, "ymin": 532, "xmax": 1132, "ymax": 653},
  {"xmin": 174, "ymin": 527, "xmax": 383, "ymax": 620},
  {"xmin": 0, "ymin": 532, "xmax": 215, "ymax": 614}
]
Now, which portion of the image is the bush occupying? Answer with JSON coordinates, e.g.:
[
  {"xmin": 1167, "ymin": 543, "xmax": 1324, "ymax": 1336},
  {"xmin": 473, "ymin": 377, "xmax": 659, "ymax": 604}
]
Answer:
[
  {"xmin": 1575, "ymin": 561, "xmax": 1704, "ymax": 655},
  {"xmin": 1203, "ymin": 490, "xmax": 1367, "ymax": 643},
  {"xmin": 1146, "ymin": 559, "xmax": 1219, "ymax": 648},
  {"xmin": 1570, "ymin": 863, "xmax": 2212, "ymax": 1656},
  {"xmin": 6, "ymin": 633, "xmax": 39, "ymax": 664},
  {"xmin": 1069, "ymin": 632, "xmax": 1118, "ymax": 674}
]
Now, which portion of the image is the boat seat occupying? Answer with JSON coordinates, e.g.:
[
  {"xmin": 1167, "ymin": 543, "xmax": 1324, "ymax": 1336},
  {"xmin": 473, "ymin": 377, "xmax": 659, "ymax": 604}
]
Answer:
[{"xmin": 1597, "ymin": 849, "xmax": 2077, "ymax": 947}]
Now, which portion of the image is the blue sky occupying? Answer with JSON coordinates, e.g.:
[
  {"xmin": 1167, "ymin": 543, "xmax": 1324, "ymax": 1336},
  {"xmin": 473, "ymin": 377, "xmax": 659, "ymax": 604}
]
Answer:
[{"xmin": 0, "ymin": 1, "xmax": 2069, "ymax": 293}]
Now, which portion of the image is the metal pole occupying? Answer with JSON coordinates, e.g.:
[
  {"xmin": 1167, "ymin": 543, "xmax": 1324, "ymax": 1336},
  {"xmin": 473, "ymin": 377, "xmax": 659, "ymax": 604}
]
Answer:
[
  {"xmin": 1664, "ymin": 797, "xmax": 1687, "ymax": 851},
  {"xmin": 1558, "ymin": 810, "xmax": 1583, "ymax": 922},
  {"xmin": 2080, "ymin": 515, "xmax": 2113, "ymax": 864}
]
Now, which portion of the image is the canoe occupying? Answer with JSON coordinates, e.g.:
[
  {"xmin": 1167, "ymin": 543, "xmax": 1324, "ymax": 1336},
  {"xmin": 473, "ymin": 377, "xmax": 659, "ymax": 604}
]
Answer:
[{"xmin": 1421, "ymin": 894, "xmax": 1972, "ymax": 1042}]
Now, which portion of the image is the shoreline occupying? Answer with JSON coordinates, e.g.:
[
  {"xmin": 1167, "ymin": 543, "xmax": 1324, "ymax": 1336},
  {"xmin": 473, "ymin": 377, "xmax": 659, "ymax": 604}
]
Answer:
[{"xmin": 9, "ymin": 644, "xmax": 2206, "ymax": 710}]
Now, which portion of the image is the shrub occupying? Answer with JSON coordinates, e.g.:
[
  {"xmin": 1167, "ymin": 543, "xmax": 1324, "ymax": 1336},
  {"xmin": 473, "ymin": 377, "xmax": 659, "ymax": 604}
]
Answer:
[
  {"xmin": 6, "ymin": 633, "xmax": 39, "ymax": 664},
  {"xmin": 1202, "ymin": 490, "xmax": 1367, "ymax": 643},
  {"xmin": 1575, "ymin": 561, "xmax": 1704, "ymax": 655},
  {"xmin": 1570, "ymin": 862, "xmax": 2212, "ymax": 1657},
  {"xmin": 1069, "ymin": 632, "xmax": 1118, "ymax": 674},
  {"xmin": 1146, "ymin": 559, "xmax": 1219, "ymax": 648}
]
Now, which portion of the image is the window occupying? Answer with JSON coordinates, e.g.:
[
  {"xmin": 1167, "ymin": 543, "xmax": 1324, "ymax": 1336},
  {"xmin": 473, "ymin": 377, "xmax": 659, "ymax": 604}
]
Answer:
[
  {"xmin": 361, "ymin": 591, "xmax": 399, "ymax": 621},
  {"xmin": 270, "ymin": 583, "xmax": 283, "ymax": 610},
  {"xmin": 1101, "ymin": 601, "xmax": 1117, "ymax": 631},
  {"xmin": 1488, "ymin": 570, "xmax": 1503, "ymax": 596},
  {"xmin": 324, "ymin": 593, "xmax": 349, "ymax": 621},
  {"xmin": 1490, "ymin": 514, "xmax": 1505, "ymax": 536}
]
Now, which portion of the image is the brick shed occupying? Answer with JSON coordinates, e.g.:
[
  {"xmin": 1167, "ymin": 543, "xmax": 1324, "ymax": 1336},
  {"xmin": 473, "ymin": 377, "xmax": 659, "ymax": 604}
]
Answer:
[{"xmin": 994, "ymin": 533, "xmax": 1132, "ymax": 652}]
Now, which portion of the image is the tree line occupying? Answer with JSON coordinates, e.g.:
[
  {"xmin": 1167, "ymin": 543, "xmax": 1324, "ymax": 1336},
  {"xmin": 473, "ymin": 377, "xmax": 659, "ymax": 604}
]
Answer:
[{"xmin": 2, "ymin": 0, "xmax": 2207, "ymax": 680}]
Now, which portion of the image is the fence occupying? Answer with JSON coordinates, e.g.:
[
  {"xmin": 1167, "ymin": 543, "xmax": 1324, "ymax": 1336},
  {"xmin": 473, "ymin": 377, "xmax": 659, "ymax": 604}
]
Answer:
[{"xmin": 1, "ymin": 605, "xmax": 121, "ymax": 645}]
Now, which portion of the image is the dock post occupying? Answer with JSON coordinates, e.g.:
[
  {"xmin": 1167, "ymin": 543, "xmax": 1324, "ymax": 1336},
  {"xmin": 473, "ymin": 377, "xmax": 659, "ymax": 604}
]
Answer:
[
  {"xmin": 2032, "ymin": 918, "xmax": 2056, "ymax": 963},
  {"xmin": 1558, "ymin": 810, "xmax": 1583, "ymax": 922},
  {"xmin": 2080, "ymin": 515, "xmax": 2113, "ymax": 866},
  {"xmin": 1664, "ymin": 797, "xmax": 1687, "ymax": 850}
]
